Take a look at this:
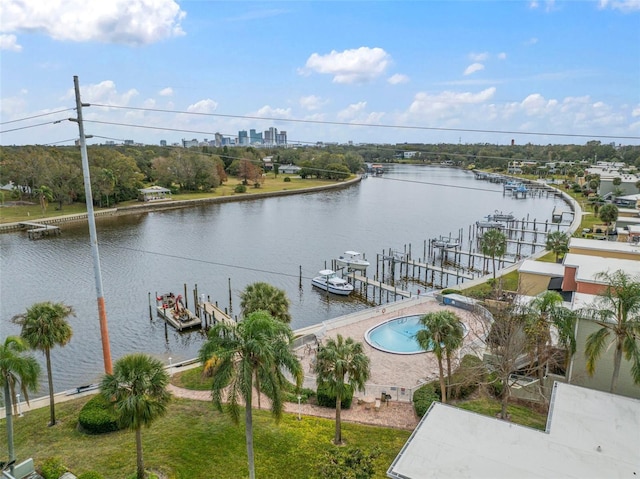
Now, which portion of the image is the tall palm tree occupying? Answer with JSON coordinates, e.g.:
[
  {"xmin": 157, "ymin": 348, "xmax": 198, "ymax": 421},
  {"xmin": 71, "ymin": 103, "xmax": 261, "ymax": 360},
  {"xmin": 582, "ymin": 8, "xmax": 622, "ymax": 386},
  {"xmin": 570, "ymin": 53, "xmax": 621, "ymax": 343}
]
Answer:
[
  {"xmin": 13, "ymin": 301, "xmax": 74, "ymax": 426},
  {"xmin": 101, "ymin": 353, "xmax": 171, "ymax": 479},
  {"xmin": 314, "ymin": 334, "xmax": 370, "ymax": 445},
  {"xmin": 0, "ymin": 336, "xmax": 40, "ymax": 472},
  {"xmin": 545, "ymin": 231, "xmax": 569, "ymax": 263},
  {"xmin": 416, "ymin": 311, "xmax": 464, "ymax": 403},
  {"xmin": 525, "ymin": 291, "xmax": 576, "ymax": 381},
  {"xmin": 441, "ymin": 312, "xmax": 465, "ymax": 396},
  {"xmin": 481, "ymin": 229, "xmax": 507, "ymax": 281},
  {"xmin": 199, "ymin": 310, "xmax": 302, "ymax": 479},
  {"xmin": 583, "ymin": 270, "xmax": 640, "ymax": 393},
  {"xmin": 240, "ymin": 282, "xmax": 292, "ymax": 323}
]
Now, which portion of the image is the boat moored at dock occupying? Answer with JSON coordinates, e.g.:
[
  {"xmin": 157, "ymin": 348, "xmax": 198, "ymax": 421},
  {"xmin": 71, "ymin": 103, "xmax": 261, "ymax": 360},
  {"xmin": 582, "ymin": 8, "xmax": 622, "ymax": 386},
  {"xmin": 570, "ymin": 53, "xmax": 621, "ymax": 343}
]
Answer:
[
  {"xmin": 335, "ymin": 251, "xmax": 370, "ymax": 271},
  {"xmin": 311, "ymin": 270, "xmax": 354, "ymax": 296}
]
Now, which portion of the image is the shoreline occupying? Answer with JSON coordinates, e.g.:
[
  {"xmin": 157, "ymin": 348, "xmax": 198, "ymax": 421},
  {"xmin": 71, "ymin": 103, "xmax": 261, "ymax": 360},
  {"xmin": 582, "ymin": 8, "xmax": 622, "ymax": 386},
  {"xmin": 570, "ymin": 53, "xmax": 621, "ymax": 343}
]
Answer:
[{"xmin": 0, "ymin": 175, "xmax": 362, "ymax": 233}]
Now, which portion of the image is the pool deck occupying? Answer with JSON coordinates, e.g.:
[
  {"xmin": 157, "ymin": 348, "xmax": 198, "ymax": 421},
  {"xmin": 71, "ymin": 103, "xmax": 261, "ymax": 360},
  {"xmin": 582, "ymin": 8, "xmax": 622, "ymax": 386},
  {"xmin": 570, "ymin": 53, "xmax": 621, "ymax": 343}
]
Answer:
[{"xmin": 294, "ymin": 294, "xmax": 489, "ymax": 402}]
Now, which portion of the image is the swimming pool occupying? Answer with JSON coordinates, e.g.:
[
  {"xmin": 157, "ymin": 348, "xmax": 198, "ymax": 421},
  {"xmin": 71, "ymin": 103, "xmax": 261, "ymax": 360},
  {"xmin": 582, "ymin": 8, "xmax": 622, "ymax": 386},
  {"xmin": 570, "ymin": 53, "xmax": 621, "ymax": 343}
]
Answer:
[{"xmin": 365, "ymin": 315, "xmax": 467, "ymax": 355}]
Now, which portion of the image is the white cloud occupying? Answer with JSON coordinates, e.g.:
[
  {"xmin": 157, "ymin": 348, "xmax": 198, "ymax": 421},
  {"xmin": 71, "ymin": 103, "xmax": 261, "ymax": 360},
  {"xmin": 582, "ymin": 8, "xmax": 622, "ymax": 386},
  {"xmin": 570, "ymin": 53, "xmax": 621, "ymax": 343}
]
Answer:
[
  {"xmin": 598, "ymin": 0, "xmax": 640, "ymax": 12},
  {"xmin": 632, "ymin": 106, "xmax": 640, "ymax": 117},
  {"xmin": 254, "ymin": 105, "xmax": 292, "ymax": 118},
  {"xmin": 301, "ymin": 47, "xmax": 391, "ymax": 84},
  {"xmin": 388, "ymin": 73, "xmax": 409, "ymax": 85},
  {"xmin": 336, "ymin": 101, "xmax": 384, "ymax": 125},
  {"xmin": 464, "ymin": 63, "xmax": 485, "ymax": 75},
  {"xmin": 498, "ymin": 52, "xmax": 507, "ymax": 60},
  {"xmin": 529, "ymin": 0, "xmax": 557, "ymax": 12},
  {"xmin": 299, "ymin": 95, "xmax": 326, "ymax": 111},
  {"xmin": 63, "ymin": 80, "xmax": 138, "ymax": 105},
  {"xmin": 469, "ymin": 52, "xmax": 489, "ymax": 62},
  {"xmin": 0, "ymin": 34, "xmax": 21, "ymax": 51},
  {"xmin": 187, "ymin": 99, "xmax": 218, "ymax": 114},
  {"xmin": 337, "ymin": 101, "xmax": 367, "ymax": 121},
  {"xmin": 1, "ymin": 0, "xmax": 186, "ymax": 46},
  {"xmin": 158, "ymin": 87, "xmax": 173, "ymax": 97},
  {"xmin": 525, "ymin": 37, "xmax": 539, "ymax": 46}
]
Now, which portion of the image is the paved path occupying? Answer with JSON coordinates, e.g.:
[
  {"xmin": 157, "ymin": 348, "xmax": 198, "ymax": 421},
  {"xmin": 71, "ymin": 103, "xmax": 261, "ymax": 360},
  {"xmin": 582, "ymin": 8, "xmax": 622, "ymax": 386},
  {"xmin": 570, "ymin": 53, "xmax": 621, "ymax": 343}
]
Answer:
[{"xmin": 168, "ymin": 384, "xmax": 419, "ymax": 431}]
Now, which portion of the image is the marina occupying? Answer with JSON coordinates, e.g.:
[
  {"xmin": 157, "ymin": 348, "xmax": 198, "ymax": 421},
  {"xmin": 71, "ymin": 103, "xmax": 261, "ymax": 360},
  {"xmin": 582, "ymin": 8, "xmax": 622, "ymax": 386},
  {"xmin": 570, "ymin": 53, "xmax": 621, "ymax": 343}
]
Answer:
[{"xmin": 0, "ymin": 164, "xmax": 572, "ymax": 393}]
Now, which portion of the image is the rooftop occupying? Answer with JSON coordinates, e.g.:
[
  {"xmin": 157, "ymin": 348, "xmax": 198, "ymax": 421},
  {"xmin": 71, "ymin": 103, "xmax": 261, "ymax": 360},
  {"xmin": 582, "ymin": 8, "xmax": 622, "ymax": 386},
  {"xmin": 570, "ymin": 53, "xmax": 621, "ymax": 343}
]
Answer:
[{"xmin": 387, "ymin": 382, "xmax": 640, "ymax": 479}]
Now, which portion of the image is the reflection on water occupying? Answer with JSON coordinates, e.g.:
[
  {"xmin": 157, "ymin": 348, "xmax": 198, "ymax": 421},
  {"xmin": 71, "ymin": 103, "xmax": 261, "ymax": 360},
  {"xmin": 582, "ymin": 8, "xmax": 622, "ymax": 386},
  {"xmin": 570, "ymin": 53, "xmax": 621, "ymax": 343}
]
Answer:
[{"xmin": 1, "ymin": 165, "xmax": 567, "ymax": 392}]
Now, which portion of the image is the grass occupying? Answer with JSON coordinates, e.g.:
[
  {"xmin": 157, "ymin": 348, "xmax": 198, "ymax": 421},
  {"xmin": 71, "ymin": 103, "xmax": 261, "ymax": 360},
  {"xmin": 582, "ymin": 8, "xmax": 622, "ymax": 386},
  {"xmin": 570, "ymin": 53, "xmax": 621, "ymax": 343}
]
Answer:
[
  {"xmin": 171, "ymin": 367, "xmax": 212, "ymax": 391},
  {"xmin": 456, "ymin": 397, "xmax": 548, "ymax": 430},
  {"xmin": 460, "ymin": 269, "xmax": 520, "ymax": 298},
  {"xmin": 1, "ymin": 396, "xmax": 410, "ymax": 479},
  {"xmin": 0, "ymin": 175, "xmax": 348, "ymax": 224}
]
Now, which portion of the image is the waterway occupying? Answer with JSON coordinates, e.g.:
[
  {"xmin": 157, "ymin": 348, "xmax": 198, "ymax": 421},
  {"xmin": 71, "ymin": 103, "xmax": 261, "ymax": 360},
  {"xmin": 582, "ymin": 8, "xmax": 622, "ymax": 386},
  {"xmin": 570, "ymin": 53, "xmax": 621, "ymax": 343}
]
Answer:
[{"xmin": 0, "ymin": 165, "xmax": 568, "ymax": 393}]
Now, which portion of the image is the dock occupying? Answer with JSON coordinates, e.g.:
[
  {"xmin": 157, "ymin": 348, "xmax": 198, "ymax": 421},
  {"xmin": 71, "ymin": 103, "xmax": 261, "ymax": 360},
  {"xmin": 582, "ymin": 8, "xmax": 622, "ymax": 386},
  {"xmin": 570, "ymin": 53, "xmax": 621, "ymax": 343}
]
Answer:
[
  {"xmin": 156, "ymin": 306, "xmax": 201, "ymax": 331},
  {"xmin": 199, "ymin": 301, "xmax": 235, "ymax": 327},
  {"xmin": 349, "ymin": 273, "xmax": 411, "ymax": 298},
  {"xmin": 19, "ymin": 221, "xmax": 61, "ymax": 239}
]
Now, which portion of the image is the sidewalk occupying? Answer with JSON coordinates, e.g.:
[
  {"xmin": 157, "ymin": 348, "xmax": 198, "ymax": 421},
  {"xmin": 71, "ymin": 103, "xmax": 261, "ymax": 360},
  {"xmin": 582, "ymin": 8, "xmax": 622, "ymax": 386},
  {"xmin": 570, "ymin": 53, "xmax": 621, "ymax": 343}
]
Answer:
[{"xmin": 168, "ymin": 384, "xmax": 419, "ymax": 430}]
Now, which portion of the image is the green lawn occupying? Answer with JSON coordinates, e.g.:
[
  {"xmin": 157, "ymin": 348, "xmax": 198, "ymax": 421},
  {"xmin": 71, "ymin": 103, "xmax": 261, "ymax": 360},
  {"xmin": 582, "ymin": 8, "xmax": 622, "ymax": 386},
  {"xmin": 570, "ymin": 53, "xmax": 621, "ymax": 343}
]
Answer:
[
  {"xmin": 1, "ymin": 396, "xmax": 409, "ymax": 479},
  {"xmin": 457, "ymin": 398, "xmax": 548, "ymax": 430},
  {"xmin": 0, "ymin": 175, "xmax": 348, "ymax": 224}
]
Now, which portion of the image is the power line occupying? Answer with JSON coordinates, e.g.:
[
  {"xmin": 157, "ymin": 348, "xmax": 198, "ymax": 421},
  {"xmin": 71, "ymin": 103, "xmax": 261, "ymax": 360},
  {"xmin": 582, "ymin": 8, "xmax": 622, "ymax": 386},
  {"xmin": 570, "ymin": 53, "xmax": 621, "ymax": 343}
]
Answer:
[
  {"xmin": 115, "ymin": 245, "xmax": 312, "ymax": 279},
  {"xmin": 0, "ymin": 108, "xmax": 75, "ymax": 125},
  {"xmin": 0, "ymin": 119, "xmax": 69, "ymax": 134},
  {"xmin": 89, "ymin": 102, "xmax": 640, "ymax": 141},
  {"xmin": 375, "ymin": 175, "xmax": 504, "ymax": 193}
]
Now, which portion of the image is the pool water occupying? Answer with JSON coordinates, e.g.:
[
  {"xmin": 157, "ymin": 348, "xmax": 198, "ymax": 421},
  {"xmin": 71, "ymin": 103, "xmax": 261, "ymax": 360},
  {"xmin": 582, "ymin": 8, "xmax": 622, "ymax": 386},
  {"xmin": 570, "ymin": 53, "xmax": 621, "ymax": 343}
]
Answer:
[{"xmin": 365, "ymin": 315, "xmax": 467, "ymax": 355}]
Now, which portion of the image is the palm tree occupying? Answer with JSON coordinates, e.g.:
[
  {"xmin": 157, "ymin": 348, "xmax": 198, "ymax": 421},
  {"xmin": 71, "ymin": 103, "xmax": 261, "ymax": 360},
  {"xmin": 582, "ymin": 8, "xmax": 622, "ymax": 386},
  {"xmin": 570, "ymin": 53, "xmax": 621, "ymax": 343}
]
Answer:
[
  {"xmin": 13, "ymin": 301, "xmax": 74, "ymax": 426},
  {"xmin": 583, "ymin": 270, "xmax": 640, "ymax": 393},
  {"xmin": 415, "ymin": 311, "xmax": 464, "ymax": 403},
  {"xmin": 0, "ymin": 336, "xmax": 41, "ymax": 472},
  {"xmin": 545, "ymin": 231, "xmax": 569, "ymax": 263},
  {"xmin": 101, "ymin": 353, "xmax": 171, "ymax": 479},
  {"xmin": 199, "ymin": 310, "xmax": 302, "ymax": 479},
  {"xmin": 314, "ymin": 334, "xmax": 370, "ymax": 445},
  {"xmin": 481, "ymin": 229, "xmax": 507, "ymax": 281},
  {"xmin": 240, "ymin": 282, "xmax": 292, "ymax": 323},
  {"xmin": 525, "ymin": 291, "xmax": 576, "ymax": 381},
  {"xmin": 598, "ymin": 203, "xmax": 618, "ymax": 231}
]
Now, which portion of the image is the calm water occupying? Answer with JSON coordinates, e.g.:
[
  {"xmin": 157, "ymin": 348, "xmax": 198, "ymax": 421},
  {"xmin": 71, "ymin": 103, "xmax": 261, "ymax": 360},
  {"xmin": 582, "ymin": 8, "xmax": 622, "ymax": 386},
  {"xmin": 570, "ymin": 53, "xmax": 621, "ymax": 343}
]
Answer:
[{"xmin": 0, "ymin": 165, "xmax": 567, "ymax": 393}]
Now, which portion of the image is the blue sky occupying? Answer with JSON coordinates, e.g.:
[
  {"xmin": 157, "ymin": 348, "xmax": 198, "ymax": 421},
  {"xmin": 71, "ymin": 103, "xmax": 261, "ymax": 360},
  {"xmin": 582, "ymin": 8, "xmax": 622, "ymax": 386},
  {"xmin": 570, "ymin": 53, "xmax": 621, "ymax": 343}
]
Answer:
[{"xmin": 1, "ymin": 0, "xmax": 639, "ymax": 147}]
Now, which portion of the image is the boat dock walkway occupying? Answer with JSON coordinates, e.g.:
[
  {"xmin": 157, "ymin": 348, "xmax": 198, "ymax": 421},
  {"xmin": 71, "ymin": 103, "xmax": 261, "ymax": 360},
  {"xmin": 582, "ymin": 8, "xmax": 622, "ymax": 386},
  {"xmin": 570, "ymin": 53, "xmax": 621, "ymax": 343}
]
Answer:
[
  {"xmin": 19, "ymin": 221, "xmax": 61, "ymax": 239},
  {"xmin": 200, "ymin": 301, "xmax": 235, "ymax": 327},
  {"xmin": 349, "ymin": 273, "xmax": 412, "ymax": 298}
]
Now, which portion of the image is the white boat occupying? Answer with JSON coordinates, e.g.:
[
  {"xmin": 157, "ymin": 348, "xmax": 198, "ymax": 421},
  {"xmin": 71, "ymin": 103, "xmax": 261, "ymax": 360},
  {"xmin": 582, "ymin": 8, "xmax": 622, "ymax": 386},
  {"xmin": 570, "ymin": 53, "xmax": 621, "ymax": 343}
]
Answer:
[
  {"xmin": 311, "ymin": 270, "xmax": 354, "ymax": 296},
  {"xmin": 335, "ymin": 251, "xmax": 370, "ymax": 271}
]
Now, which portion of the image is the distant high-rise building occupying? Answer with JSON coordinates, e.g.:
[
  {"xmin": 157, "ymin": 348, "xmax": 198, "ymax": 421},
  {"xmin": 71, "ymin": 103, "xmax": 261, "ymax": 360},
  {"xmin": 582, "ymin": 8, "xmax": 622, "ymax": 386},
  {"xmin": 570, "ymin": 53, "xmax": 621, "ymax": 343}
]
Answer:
[
  {"xmin": 214, "ymin": 132, "xmax": 223, "ymax": 147},
  {"xmin": 182, "ymin": 138, "xmax": 199, "ymax": 148},
  {"xmin": 160, "ymin": 140, "xmax": 167, "ymax": 147},
  {"xmin": 250, "ymin": 129, "xmax": 262, "ymax": 144},
  {"xmin": 264, "ymin": 127, "xmax": 277, "ymax": 146},
  {"xmin": 276, "ymin": 130, "xmax": 287, "ymax": 146},
  {"xmin": 238, "ymin": 130, "xmax": 248, "ymax": 146}
]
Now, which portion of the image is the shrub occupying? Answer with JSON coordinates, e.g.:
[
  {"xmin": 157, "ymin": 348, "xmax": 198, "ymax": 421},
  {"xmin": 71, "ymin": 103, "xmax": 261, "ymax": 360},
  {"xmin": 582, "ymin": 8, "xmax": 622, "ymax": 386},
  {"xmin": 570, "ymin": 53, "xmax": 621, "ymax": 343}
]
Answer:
[
  {"xmin": 413, "ymin": 382, "xmax": 439, "ymax": 417},
  {"xmin": 316, "ymin": 383, "xmax": 353, "ymax": 409},
  {"xmin": 78, "ymin": 395, "xmax": 119, "ymax": 434},
  {"xmin": 39, "ymin": 457, "xmax": 67, "ymax": 479},
  {"xmin": 234, "ymin": 184, "xmax": 247, "ymax": 193},
  {"xmin": 78, "ymin": 472, "xmax": 105, "ymax": 479},
  {"xmin": 283, "ymin": 176, "xmax": 291, "ymax": 182},
  {"xmin": 447, "ymin": 355, "xmax": 486, "ymax": 400},
  {"xmin": 282, "ymin": 379, "xmax": 315, "ymax": 403}
]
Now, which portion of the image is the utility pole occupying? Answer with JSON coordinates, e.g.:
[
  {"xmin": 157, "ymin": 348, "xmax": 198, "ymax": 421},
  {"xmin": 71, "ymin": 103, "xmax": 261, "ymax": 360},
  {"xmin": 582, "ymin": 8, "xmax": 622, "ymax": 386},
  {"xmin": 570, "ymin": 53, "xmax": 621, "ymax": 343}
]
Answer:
[{"xmin": 70, "ymin": 75, "xmax": 113, "ymax": 374}]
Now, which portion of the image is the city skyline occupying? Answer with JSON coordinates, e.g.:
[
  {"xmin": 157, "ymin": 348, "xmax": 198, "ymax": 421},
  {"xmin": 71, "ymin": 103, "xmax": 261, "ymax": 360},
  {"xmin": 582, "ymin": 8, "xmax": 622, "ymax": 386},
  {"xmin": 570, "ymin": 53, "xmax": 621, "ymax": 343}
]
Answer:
[{"xmin": 1, "ymin": 1, "xmax": 639, "ymax": 147}]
